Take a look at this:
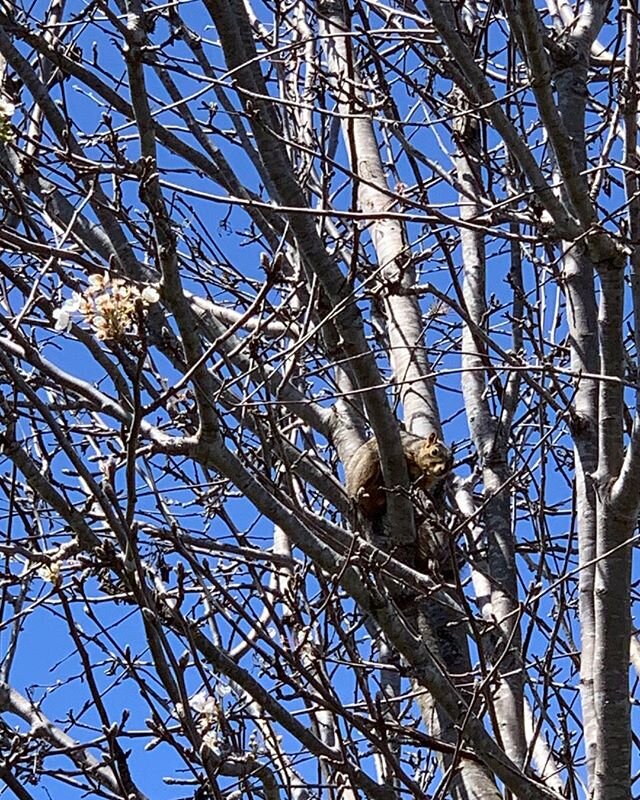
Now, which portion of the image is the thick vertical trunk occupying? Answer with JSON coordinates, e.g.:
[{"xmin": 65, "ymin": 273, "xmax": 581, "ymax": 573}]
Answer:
[
  {"xmin": 563, "ymin": 248, "xmax": 599, "ymax": 782},
  {"xmin": 556, "ymin": 45, "xmax": 631, "ymax": 794},
  {"xmin": 318, "ymin": 8, "xmax": 506, "ymax": 795},
  {"xmin": 553, "ymin": 50, "xmax": 602, "ymax": 788},
  {"xmin": 415, "ymin": 596, "xmax": 500, "ymax": 800},
  {"xmin": 592, "ymin": 262, "xmax": 630, "ymax": 798},
  {"xmin": 454, "ymin": 108, "xmax": 526, "ymax": 768},
  {"xmin": 592, "ymin": 506, "xmax": 632, "ymax": 799},
  {"xmin": 317, "ymin": 0, "xmax": 441, "ymax": 439}
]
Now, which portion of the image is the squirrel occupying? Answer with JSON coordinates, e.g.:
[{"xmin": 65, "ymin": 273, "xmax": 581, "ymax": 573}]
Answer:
[{"xmin": 345, "ymin": 430, "xmax": 453, "ymax": 518}]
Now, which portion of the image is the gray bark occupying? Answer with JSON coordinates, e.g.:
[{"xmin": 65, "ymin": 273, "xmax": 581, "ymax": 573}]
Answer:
[{"xmin": 454, "ymin": 105, "xmax": 526, "ymax": 768}]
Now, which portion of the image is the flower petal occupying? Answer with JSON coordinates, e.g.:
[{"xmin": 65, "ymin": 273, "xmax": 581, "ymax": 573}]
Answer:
[{"xmin": 141, "ymin": 286, "xmax": 160, "ymax": 304}]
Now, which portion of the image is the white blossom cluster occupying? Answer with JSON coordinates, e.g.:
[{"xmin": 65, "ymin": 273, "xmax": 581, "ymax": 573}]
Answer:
[
  {"xmin": 188, "ymin": 687, "xmax": 235, "ymax": 754},
  {"xmin": 54, "ymin": 274, "xmax": 160, "ymax": 340}
]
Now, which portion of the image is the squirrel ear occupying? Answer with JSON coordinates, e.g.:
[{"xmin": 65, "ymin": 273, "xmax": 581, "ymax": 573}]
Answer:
[{"xmin": 427, "ymin": 431, "xmax": 437, "ymax": 444}]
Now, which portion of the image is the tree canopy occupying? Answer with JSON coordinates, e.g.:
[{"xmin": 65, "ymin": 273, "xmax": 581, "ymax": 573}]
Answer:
[{"xmin": 0, "ymin": 1, "xmax": 638, "ymax": 799}]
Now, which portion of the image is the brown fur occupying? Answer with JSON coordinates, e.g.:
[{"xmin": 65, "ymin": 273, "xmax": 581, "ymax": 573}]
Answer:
[{"xmin": 345, "ymin": 431, "xmax": 452, "ymax": 517}]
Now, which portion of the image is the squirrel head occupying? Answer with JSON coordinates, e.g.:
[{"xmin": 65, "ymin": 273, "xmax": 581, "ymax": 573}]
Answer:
[{"xmin": 412, "ymin": 432, "xmax": 453, "ymax": 486}]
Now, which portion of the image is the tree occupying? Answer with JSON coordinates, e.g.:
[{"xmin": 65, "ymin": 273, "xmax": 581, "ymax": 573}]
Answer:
[{"xmin": 0, "ymin": 0, "xmax": 636, "ymax": 797}]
